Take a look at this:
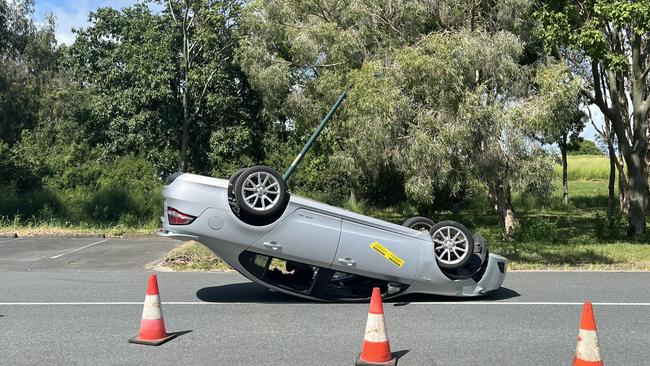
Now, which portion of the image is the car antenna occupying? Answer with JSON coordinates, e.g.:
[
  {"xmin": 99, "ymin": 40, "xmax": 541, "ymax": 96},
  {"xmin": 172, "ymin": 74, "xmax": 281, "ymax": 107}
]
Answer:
[{"xmin": 281, "ymin": 72, "xmax": 385, "ymax": 182}]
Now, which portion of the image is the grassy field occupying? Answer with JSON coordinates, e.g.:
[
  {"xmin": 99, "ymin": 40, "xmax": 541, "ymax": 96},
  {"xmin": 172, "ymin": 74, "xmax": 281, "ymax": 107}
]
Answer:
[{"xmin": 554, "ymin": 154, "xmax": 612, "ymax": 181}]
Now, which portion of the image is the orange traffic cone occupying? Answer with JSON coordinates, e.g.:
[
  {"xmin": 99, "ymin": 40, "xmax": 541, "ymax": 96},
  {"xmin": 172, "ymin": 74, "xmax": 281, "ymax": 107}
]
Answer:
[
  {"xmin": 356, "ymin": 287, "xmax": 396, "ymax": 366},
  {"xmin": 129, "ymin": 274, "xmax": 177, "ymax": 346},
  {"xmin": 574, "ymin": 302, "xmax": 603, "ymax": 366}
]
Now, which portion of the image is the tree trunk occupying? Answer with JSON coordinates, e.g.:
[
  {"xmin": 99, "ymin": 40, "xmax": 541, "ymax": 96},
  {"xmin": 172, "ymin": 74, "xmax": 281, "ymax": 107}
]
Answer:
[
  {"xmin": 607, "ymin": 141, "xmax": 616, "ymax": 222},
  {"xmin": 349, "ymin": 186, "xmax": 358, "ymax": 206},
  {"xmin": 494, "ymin": 180, "xmax": 518, "ymax": 238},
  {"xmin": 625, "ymin": 153, "xmax": 647, "ymax": 236},
  {"xmin": 179, "ymin": 92, "xmax": 191, "ymax": 172},
  {"xmin": 618, "ymin": 158, "xmax": 629, "ymax": 215},
  {"xmin": 559, "ymin": 134, "xmax": 569, "ymax": 207},
  {"xmin": 178, "ymin": 8, "xmax": 191, "ymax": 173}
]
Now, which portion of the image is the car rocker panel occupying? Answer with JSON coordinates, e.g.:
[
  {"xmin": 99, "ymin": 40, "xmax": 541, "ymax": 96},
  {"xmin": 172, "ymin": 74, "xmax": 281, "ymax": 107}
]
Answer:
[{"xmin": 159, "ymin": 173, "xmax": 508, "ymax": 301}]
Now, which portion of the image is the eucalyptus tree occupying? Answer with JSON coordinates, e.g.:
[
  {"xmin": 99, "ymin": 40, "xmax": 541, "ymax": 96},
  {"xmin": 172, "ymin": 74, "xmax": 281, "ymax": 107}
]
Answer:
[
  {"xmin": 238, "ymin": 0, "xmax": 555, "ymax": 237},
  {"xmin": 343, "ymin": 31, "xmax": 555, "ymax": 237},
  {"xmin": 537, "ymin": 0, "xmax": 650, "ymax": 235}
]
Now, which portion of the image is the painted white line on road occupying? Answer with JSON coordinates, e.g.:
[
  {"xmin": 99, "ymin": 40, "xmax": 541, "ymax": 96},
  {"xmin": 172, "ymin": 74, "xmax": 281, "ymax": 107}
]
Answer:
[
  {"xmin": 49, "ymin": 239, "xmax": 109, "ymax": 259},
  {"xmin": 0, "ymin": 301, "xmax": 650, "ymax": 306}
]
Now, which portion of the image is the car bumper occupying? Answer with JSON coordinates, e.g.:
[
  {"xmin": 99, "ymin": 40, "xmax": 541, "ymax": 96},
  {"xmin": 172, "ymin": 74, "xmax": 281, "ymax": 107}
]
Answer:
[{"xmin": 460, "ymin": 253, "xmax": 507, "ymax": 296}]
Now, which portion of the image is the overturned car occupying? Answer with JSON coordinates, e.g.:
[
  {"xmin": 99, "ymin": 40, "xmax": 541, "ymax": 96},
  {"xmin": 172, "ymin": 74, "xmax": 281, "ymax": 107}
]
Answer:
[{"xmin": 158, "ymin": 165, "xmax": 507, "ymax": 301}]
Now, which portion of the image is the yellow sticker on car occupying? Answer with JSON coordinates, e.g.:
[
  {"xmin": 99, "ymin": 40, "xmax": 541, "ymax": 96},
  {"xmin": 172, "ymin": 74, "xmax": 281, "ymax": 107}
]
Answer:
[{"xmin": 369, "ymin": 241, "xmax": 404, "ymax": 268}]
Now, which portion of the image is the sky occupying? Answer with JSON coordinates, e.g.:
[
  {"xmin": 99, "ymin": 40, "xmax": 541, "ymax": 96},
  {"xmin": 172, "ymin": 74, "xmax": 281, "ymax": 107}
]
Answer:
[
  {"xmin": 34, "ymin": 0, "xmax": 137, "ymax": 45},
  {"xmin": 32, "ymin": 0, "xmax": 601, "ymax": 142}
]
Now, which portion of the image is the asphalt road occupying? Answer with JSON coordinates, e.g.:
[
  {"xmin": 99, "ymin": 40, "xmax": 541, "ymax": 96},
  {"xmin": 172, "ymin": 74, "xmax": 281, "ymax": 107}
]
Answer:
[{"xmin": 1, "ymin": 237, "xmax": 650, "ymax": 365}]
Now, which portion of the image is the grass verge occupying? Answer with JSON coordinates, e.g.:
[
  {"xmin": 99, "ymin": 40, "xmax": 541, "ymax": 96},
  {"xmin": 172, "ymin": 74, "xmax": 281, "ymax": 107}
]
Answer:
[
  {"xmin": 156, "ymin": 241, "xmax": 233, "ymax": 271},
  {"xmin": 491, "ymin": 241, "xmax": 650, "ymax": 270},
  {"xmin": 151, "ymin": 239, "xmax": 650, "ymax": 272},
  {"xmin": 0, "ymin": 222, "xmax": 157, "ymax": 237}
]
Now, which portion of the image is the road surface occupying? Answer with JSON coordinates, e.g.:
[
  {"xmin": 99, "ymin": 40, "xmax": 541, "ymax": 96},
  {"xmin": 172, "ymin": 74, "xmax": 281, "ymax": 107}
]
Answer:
[{"xmin": 0, "ymin": 237, "xmax": 648, "ymax": 365}]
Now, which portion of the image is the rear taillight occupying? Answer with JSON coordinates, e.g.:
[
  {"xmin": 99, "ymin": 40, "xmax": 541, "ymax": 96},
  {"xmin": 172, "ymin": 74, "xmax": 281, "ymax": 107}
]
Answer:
[{"xmin": 167, "ymin": 207, "xmax": 196, "ymax": 225}]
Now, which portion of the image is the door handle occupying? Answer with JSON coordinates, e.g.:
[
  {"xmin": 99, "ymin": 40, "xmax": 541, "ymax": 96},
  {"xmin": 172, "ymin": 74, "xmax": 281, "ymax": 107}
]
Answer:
[
  {"xmin": 263, "ymin": 241, "xmax": 282, "ymax": 250},
  {"xmin": 337, "ymin": 257, "xmax": 356, "ymax": 266}
]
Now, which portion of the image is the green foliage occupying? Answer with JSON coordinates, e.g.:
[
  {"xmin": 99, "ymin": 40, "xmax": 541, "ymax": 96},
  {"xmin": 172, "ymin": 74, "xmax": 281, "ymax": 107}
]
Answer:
[
  {"xmin": 517, "ymin": 216, "xmax": 559, "ymax": 243},
  {"xmin": 567, "ymin": 140, "xmax": 603, "ymax": 156},
  {"xmin": 0, "ymin": 156, "xmax": 162, "ymax": 227},
  {"xmin": 0, "ymin": 0, "xmax": 58, "ymax": 146}
]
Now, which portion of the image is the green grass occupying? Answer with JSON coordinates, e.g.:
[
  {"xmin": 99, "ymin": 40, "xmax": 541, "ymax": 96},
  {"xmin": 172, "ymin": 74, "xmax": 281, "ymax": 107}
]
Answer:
[
  {"xmin": 0, "ymin": 217, "xmax": 158, "ymax": 237},
  {"xmin": 555, "ymin": 154, "xmax": 610, "ymax": 181},
  {"xmin": 490, "ymin": 241, "xmax": 650, "ymax": 270}
]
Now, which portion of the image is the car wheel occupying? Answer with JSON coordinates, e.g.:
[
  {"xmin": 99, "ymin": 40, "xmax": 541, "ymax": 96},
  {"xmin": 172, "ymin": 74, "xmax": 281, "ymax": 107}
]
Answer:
[
  {"xmin": 234, "ymin": 166, "xmax": 288, "ymax": 218},
  {"xmin": 430, "ymin": 221, "xmax": 474, "ymax": 269},
  {"xmin": 402, "ymin": 216, "xmax": 435, "ymax": 233}
]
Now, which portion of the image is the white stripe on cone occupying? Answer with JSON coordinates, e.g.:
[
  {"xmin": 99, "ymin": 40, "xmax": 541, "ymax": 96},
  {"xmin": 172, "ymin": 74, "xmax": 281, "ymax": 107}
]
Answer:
[
  {"xmin": 575, "ymin": 329, "xmax": 602, "ymax": 362},
  {"xmin": 363, "ymin": 313, "xmax": 388, "ymax": 343},
  {"xmin": 142, "ymin": 294, "xmax": 163, "ymax": 320}
]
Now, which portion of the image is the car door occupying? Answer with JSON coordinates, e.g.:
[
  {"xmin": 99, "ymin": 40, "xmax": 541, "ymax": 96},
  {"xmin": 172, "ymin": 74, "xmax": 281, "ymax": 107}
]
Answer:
[
  {"xmin": 249, "ymin": 208, "xmax": 342, "ymax": 268},
  {"xmin": 331, "ymin": 220, "xmax": 420, "ymax": 283}
]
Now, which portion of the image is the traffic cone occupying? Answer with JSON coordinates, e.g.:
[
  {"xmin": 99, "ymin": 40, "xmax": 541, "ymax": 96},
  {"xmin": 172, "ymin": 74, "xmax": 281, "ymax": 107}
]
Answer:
[
  {"xmin": 356, "ymin": 287, "xmax": 396, "ymax": 366},
  {"xmin": 573, "ymin": 302, "xmax": 603, "ymax": 366},
  {"xmin": 129, "ymin": 273, "xmax": 177, "ymax": 346}
]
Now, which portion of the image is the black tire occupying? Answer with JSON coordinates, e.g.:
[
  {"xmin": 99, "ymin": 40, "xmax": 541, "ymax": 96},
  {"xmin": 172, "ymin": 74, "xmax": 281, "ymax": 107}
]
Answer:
[
  {"xmin": 228, "ymin": 168, "xmax": 248, "ymax": 216},
  {"xmin": 430, "ymin": 220, "xmax": 474, "ymax": 269},
  {"xmin": 234, "ymin": 166, "xmax": 288, "ymax": 218},
  {"xmin": 402, "ymin": 216, "xmax": 436, "ymax": 233},
  {"xmin": 228, "ymin": 168, "xmax": 248, "ymax": 198}
]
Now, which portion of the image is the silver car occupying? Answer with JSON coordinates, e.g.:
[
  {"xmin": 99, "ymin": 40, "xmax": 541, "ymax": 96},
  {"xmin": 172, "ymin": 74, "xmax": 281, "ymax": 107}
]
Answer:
[{"xmin": 158, "ymin": 165, "xmax": 507, "ymax": 301}]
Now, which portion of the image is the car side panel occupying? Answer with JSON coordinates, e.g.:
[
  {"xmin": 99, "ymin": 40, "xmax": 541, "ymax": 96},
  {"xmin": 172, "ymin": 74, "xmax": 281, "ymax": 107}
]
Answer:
[
  {"xmin": 331, "ymin": 221, "xmax": 421, "ymax": 284},
  {"xmin": 250, "ymin": 209, "xmax": 342, "ymax": 268}
]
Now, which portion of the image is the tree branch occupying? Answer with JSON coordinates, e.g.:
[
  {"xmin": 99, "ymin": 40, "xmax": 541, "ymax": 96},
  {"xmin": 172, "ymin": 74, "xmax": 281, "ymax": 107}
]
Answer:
[
  {"xmin": 642, "ymin": 66, "xmax": 650, "ymax": 81},
  {"xmin": 167, "ymin": 0, "xmax": 177, "ymax": 22},
  {"xmin": 190, "ymin": 67, "xmax": 220, "ymax": 121}
]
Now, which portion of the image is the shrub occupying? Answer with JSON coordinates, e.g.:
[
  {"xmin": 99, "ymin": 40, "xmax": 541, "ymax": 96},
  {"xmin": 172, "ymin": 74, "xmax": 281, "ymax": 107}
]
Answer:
[{"xmin": 518, "ymin": 217, "xmax": 560, "ymax": 243}]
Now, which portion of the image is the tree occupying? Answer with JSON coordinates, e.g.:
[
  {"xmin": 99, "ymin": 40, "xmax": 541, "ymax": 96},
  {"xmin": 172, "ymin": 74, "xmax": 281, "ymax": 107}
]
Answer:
[
  {"xmin": 589, "ymin": 112, "xmax": 625, "ymax": 221},
  {"xmin": 522, "ymin": 61, "xmax": 585, "ymax": 207},
  {"xmin": 164, "ymin": 0, "xmax": 242, "ymax": 172},
  {"xmin": 68, "ymin": 1, "xmax": 263, "ymax": 175},
  {"xmin": 537, "ymin": 0, "xmax": 650, "ymax": 236},
  {"xmin": 380, "ymin": 31, "xmax": 555, "ymax": 237},
  {"xmin": 238, "ymin": 0, "xmax": 555, "ymax": 237},
  {"xmin": 0, "ymin": 0, "xmax": 58, "ymax": 147}
]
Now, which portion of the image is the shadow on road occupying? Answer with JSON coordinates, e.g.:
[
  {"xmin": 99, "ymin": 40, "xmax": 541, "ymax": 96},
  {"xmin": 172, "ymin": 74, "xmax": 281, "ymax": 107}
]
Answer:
[
  {"xmin": 394, "ymin": 349, "xmax": 410, "ymax": 360},
  {"xmin": 196, "ymin": 282, "xmax": 520, "ymax": 304},
  {"xmin": 389, "ymin": 286, "xmax": 520, "ymax": 306},
  {"xmin": 197, "ymin": 282, "xmax": 316, "ymax": 303}
]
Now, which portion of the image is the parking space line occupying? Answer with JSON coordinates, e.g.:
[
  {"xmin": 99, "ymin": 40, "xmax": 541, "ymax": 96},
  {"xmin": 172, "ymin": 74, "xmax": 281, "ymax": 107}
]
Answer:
[
  {"xmin": 49, "ymin": 239, "xmax": 109, "ymax": 259},
  {"xmin": 0, "ymin": 301, "xmax": 649, "ymax": 306}
]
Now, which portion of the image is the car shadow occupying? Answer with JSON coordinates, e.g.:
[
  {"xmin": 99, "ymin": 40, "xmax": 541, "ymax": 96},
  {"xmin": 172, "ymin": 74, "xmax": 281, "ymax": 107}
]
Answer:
[
  {"xmin": 388, "ymin": 286, "xmax": 521, "ymax": 306},
  {"xmin": 196, "ymin": 282, "xmax": 520, "ymax": 304},
  {"xmin": 196, "ymin": 282, "xmax": 318, "ymax": 303}
]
